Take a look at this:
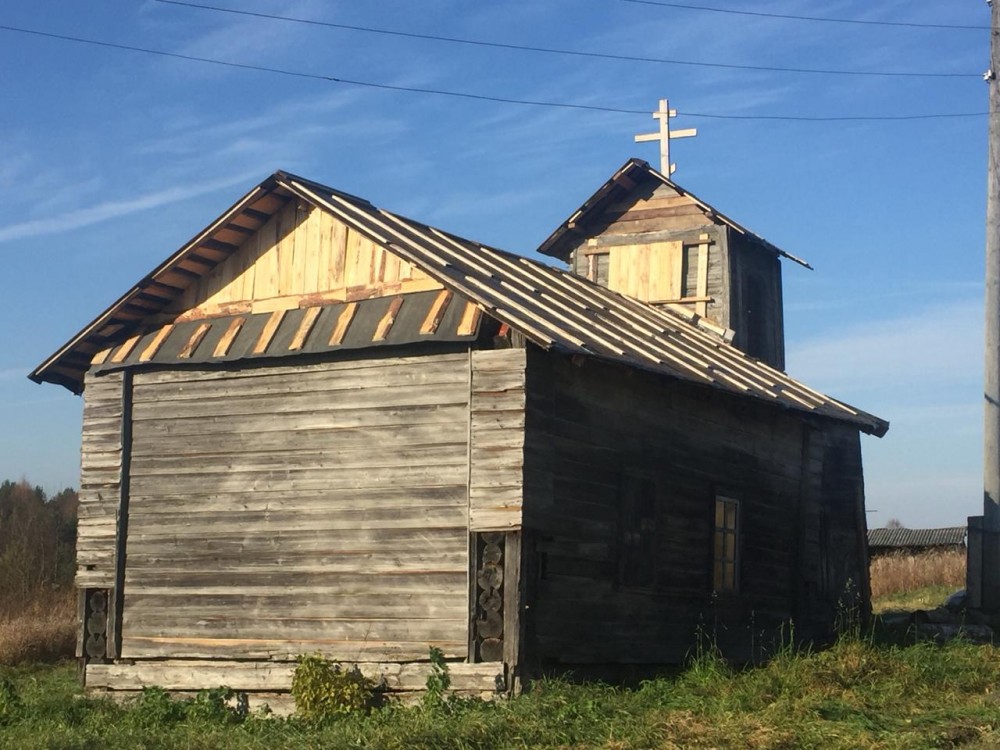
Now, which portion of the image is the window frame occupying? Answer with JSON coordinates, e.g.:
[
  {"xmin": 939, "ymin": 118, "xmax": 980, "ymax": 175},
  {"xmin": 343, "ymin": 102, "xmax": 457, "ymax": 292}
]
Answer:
[{"xmin": 713, "ymin": 495, "xmax": 740, "ymax": 594}]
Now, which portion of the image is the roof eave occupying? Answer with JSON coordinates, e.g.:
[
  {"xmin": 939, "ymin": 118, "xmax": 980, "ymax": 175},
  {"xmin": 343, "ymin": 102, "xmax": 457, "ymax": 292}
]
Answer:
[
  {"xmin": 538, "ymin": 158, "xmax": 812, "ymax": 270},
  {"xmin": 29, "ymin": 176, "xmax": 286, "ymax": 392}
]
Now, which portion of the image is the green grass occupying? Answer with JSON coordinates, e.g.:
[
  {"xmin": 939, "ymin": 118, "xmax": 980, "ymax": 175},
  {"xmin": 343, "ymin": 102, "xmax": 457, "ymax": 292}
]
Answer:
[
  {"xmin": 872, "ymin": 584, "xmax": 958, "ymax": 614},
  {"xmin": 3, "ymin": 635, "xmax": 1000, "ymax": 749}
]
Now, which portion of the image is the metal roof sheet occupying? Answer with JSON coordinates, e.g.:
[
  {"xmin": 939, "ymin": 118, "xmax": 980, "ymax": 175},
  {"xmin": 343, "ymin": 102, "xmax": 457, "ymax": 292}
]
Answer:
[{"xmin": 868, "ymin": 527, "xmax": 967, "ymax": 549}]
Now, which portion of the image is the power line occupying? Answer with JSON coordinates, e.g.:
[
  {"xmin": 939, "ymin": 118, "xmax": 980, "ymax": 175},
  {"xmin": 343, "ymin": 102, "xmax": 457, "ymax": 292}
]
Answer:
[
  {"xmin": 153, "ymin": 0, "xmax": 978, "ymax": 79},
  {"xmin": 617, "ymin": 0, "xmax": 990, "ymax": 31},
  {"xmin": 0, "ymin": 22, "xmax": 988, "ymax": 122}
]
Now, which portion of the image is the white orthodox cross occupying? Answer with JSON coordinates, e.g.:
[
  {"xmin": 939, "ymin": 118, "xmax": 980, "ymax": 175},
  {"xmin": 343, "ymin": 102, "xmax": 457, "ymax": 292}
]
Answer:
[{"xmin": 634, "ymin": 98, "xmax": 697, "ymax": 176}]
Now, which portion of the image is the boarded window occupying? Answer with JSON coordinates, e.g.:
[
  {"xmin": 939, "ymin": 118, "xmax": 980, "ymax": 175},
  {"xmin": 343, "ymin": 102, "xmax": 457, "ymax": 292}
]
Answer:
[
  {"xmin": 713, "ymin": 496, "xmax": 739, "ymax": 592},
  {"xmin": 608, "ymin": 241, "xmax": 683, "ymax": 303},
  {"xmin": 618, "ymin": 472, "xmax": 657, "ymax": 587}
]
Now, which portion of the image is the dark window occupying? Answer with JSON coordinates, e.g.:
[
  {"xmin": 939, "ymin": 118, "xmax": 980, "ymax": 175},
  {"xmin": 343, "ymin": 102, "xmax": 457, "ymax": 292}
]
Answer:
[
  {"xmin": 713, "ymin": 496, "xmax": 739, "ymax": 592},
  {"xmin": 618, "ymin": 471, "xmax": 657, "ymax": 587}
]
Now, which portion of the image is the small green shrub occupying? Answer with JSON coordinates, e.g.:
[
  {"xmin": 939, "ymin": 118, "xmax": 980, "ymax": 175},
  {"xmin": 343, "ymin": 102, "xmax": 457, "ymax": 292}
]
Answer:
[
  {"xmin": 187, "ymin": 686, "xmax": 245, "ymax": 724},
  {"xmin": 127, "ymin": 686, "xmax": 188, "ymax": 728},
  {"xmin": 422, "ymin": 646, "xmax": 451, "ymax": 711},
  {"xmin": 291, "ymin": 654, "xmax": 377, "ymax": 720}
]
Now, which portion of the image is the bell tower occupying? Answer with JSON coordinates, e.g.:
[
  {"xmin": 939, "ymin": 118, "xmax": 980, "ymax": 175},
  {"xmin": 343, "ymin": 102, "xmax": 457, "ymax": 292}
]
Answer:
[{"xmin": 537, "ymin": 158, "xmax": 808, "ymax": 371}]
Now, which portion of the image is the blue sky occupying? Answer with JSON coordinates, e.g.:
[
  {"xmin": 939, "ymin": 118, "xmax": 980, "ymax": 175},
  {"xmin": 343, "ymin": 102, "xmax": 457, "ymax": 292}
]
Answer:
[{"xmin": 0, "ymin": 1, "xmax": 989, "ymax": 527}]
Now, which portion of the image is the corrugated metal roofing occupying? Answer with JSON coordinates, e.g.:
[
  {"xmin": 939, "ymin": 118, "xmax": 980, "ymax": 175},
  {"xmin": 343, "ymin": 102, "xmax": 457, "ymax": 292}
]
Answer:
[
  {"xmin": 30, "ymin": 169, "xmax": 888, "ymax": 437},
  {"xmin": 868, "ymin": 527, "xmax": 967, "ymax": 549}
]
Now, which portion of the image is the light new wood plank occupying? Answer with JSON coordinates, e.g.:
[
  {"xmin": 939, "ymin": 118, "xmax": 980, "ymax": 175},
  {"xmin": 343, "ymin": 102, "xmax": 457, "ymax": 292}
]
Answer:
[
  {"xmin": 372, "ymin": 296, "xmax": 403, "ymax": 341},
  {"xmin": 252, "ymin": 309, "xmax": 285, "ymax": 354},
  {"xmin": 329, "ymin": 302, "xmax": 357, "ymax": 345},
  {"xmin": 288, "ymin": 307, "xmax": 321, "ymax": 350}
]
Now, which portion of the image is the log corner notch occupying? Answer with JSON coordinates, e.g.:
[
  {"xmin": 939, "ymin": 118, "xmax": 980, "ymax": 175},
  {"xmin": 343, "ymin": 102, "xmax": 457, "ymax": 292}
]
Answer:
[{"xmin": 468, "ymin": 529, "xmax": 523, "ymax": 694}]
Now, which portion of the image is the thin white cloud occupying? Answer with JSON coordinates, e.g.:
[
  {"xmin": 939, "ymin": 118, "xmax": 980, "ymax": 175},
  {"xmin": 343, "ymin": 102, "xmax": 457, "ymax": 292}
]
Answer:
[
  {"xmin": 0, "ymin": 171, "xmax": 258, "ymax": 245},
  {"xmin": 787, "ymin": 299, "xmax": 982, "ymax": 393}
]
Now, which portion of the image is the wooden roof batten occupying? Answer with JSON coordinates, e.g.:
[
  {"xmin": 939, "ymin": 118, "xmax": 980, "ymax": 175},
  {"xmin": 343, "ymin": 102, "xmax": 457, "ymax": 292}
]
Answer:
[{"xmin": 30, "ymin": 170, "xmax": 887, "ymax": 438}]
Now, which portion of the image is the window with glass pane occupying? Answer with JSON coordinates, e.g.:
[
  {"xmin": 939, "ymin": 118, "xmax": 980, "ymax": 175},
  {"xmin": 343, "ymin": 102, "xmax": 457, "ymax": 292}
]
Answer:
[{"xmin": 713, "ymin": 496, "xmax": 739, "ymax": 592}]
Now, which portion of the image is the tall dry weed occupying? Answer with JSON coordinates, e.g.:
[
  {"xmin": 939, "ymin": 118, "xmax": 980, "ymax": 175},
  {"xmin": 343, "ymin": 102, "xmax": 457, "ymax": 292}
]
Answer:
[
  {"xmin": 0, "ymin": 479, "xmax": 78, "ymax": 665},
  {"xmin": 0, "ymin": 587, "xmax": 76, "ymax": 665},
  {"xmin": 869, "ymin": 549, "xmax": 966, "ymax": 599}
]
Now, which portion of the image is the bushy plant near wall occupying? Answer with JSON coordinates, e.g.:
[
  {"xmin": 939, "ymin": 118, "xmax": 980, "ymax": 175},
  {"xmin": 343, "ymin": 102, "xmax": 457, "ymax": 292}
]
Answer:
[{"xmin": 290, "ymin": 654, "xmax": 379, "ymax": 719}]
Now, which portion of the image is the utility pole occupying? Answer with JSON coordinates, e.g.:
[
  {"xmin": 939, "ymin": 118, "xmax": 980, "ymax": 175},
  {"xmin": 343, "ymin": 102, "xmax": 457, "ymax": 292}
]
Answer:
[
  {"xmin": 974, "ymin": 0, "xmax": 1000, "ymax": 611},
  {"xmin": 634, "ymin": 99, "xmax": 697, "ymax": 176}
]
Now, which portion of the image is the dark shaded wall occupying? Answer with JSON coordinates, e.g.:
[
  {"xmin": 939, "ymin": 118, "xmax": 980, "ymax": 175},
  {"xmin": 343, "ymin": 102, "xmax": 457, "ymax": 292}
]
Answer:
[
  {"xmin": 520, "ymin": 348, "xmax": 867, "ymax": 669},
  {"xmin": 727, "ymin": 232, "xmax": 785, "ymax": 370}
]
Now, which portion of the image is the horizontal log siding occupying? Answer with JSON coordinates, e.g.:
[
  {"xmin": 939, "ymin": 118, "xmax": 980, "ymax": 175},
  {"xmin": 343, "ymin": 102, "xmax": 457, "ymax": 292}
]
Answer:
[
  {"xmin": 77, "ymin": 371, "xmax": 124, "ymax": 589},
  {"xmin": 469, "ymin": 349, "xmax": 526, "ymax": 530},
  {"xmin": 121, "ymin": 353, "xmax": 471, "ymax": 662},
  {"xmin": 728, "ymin": 232, "xmax": 784, "ymax": 370},
  {"xmin": 795, "ymin": 423, "xmax": 869, "ymax": 633},
  {"xmin": 522, "ymin": 349, "xmax": 853, "ymax": 666}
]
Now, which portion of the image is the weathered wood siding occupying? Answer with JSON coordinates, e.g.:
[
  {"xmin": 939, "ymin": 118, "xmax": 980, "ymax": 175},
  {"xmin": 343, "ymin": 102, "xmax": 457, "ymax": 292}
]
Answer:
[
  {"xmin": 568, "ymin": 183, "xmax": 729, "ymax": 326},
  {"xmin": 794, "ymin": 423, "xmax": 870, "ymax": 628},
  {"xmin": 170, "ymin": 202, "xmax": 443, "ymax": 318},
  {"xmin": 469, "ymin": 349, "xmax": 526, "ymax": 531},
  {"xmin": 728, "ymin": 232, "xmax": 785, "ymax": 370},
  {"xmin": 120, "ymin": 353, "xmax": 471, "ymax": 663},
  {"xmin": 87, "ymin": 660, "xmax": 506, "ymax": 707},
  {"xmin": 521, "ymin": 348, "xmax": 866, "ymax": 666},
  {"xmin": 77, "ymin": 371, "xmax": 124, "ymax": 589}
]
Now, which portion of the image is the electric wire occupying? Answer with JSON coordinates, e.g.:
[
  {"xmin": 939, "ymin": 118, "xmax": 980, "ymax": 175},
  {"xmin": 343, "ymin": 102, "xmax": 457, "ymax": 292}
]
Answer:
[
  {"xmin": 153, "ymin": 0, "xmax": 979, "ymax": 79},
  {"xmin": 0, "ymin": 22, "xmax": 988, "ymax": 122},
  {"xmin": 617, "ymin": 0, "xmax": 990, "ymax": 31}
]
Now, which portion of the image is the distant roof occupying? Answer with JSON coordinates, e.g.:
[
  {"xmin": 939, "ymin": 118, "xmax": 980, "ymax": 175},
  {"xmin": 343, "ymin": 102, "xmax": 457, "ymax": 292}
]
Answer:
[
  {"xmin": 537, "ymin": 158, "xmax": 811, "ymax": 269},
  {"xmin": 868, "ymin": 527, "xmax": 967, "ymax": 549},
  {"xmin": 31, "ymin": 171, "xmax": 887, "ymax": 437}
]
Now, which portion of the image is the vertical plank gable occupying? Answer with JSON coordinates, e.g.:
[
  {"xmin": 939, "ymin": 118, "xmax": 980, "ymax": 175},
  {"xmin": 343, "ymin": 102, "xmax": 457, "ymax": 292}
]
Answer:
[{"xmin": 170, "ymin": 203, "xmax": 443, "ymax": 320}]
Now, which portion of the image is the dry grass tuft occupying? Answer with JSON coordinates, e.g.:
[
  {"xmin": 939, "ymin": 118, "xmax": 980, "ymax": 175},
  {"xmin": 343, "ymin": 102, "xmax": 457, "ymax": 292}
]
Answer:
[
  {"xmin": 869, "ymin": 548, "xmax": 965, "ymax": 600},
  {"xmin": 0, "ymin": 588, "xmax": 76, "ymax": 665}
]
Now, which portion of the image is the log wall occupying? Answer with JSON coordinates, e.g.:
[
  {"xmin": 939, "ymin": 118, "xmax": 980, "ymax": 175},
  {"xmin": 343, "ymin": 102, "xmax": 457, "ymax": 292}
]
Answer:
[
  {"xmin": 469, "ymin": 349, "xmax": 526, "ymax": 531},
  {"xmin": 521, "ymin": 349, "xmax": 867, "ymax": 667},
  {"xmin": 119, "ymin": 353, "xmax": 472, "ymax": 664},
  {"xmin": 77, "ymin": 370, "xmax": 124, "ymax": 589},
  {"xmin": 728, "ymin": 232, "xmax": 785, "ymax": 370}
]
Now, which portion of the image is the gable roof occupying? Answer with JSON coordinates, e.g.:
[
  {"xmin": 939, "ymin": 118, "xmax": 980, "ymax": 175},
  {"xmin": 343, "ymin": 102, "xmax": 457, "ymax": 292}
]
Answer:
[
  {"xmin": 30, "ymin": 171, "xmax": 888, "ymax": 437},
  {"xmin": 537, "ymin": 158, "xmax": 811, "ymax": 269}
]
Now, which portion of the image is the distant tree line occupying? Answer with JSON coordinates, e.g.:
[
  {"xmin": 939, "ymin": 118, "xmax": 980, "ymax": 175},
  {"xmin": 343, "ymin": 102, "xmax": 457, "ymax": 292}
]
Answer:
[{"xmin": 0, "ymin": 480, "xmax": 77, "ymax": 608}]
